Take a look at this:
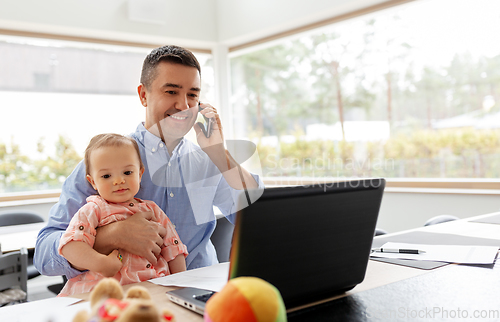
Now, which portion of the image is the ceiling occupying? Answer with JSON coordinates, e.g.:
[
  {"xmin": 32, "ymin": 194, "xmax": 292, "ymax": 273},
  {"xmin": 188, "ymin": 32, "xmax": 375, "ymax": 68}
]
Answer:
[{"xmin": 0, "ymin": 0, "xmax": 411, "ymax": 51}]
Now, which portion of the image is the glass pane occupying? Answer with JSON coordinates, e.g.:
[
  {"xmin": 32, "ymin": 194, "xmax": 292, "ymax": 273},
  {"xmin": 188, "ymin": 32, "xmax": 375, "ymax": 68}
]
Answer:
[
  {"xmin": 0, "ymin": 36, "xmax": 214, "ymax": 193},
  {"xmin": 230, "ymin": 0, "xmax": 500, "ymax": 183}
]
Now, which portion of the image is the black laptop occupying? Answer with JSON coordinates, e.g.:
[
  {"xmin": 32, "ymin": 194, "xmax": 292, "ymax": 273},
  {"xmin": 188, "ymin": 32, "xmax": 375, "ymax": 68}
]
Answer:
[{"xmin": 168, "ymin": 178, "xmax": 385, "ymax": 313}]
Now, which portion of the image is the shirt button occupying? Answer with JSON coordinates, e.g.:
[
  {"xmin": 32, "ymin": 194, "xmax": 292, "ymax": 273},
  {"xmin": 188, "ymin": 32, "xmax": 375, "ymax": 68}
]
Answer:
[
  {"xmin": 174, "ymin": 239, "xmax": 179, "ymax": 245},
  {"xmin": 146, "ymin": 264, "xmax": 151, "ymax": 268},
  {"xmin": 129, "ymin": 203, "xmax": 134, "ymax": 207},
  {"xmin": 159, "ymin": 143, "xmax": 164, "ymax": 148},
  {"xmin": 170, "ymin": 192, "xmax": 174, "ymax": 197},
  {"xmin": 168, "ymin": 162, "xmax": 171, "ymax": 166},
  {"xmin": 151, "ymin": 148, "xmax": 156, "ymax": 152},
  {"xmin": 79, "ymin": 225, "xmax": 84, "ymax": 231}
]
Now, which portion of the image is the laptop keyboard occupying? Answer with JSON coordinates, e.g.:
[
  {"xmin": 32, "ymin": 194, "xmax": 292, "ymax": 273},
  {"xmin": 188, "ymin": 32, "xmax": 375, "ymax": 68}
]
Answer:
[{"xmin": 194, "ymin": 291, "xmax": 216, "ymax": 303}]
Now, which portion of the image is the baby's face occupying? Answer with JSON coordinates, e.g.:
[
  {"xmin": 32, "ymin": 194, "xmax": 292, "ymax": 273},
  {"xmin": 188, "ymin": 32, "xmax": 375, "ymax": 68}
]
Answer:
[{"xmin": 86, "ymin": 144, "xmax": 144, "ymax": 204}]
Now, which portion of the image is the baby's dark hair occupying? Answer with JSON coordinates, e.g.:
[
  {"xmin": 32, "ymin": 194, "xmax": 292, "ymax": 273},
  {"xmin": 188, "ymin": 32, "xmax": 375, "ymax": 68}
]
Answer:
[
  {"xmin": 84, "ymin": 133, "xmax": 144, "ymax": 176},
  {"xmin": 140, "ymin": 45, "xmax": 201, "ymax": 90}
]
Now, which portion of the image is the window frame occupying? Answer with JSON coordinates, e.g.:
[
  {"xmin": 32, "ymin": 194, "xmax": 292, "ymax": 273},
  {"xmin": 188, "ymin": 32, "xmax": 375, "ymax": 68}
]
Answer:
[
  {"xmin": 2, "ymin": 178, "xmax": 500, "ymax": 204},
  {"xmin": 2, "ymin": 0, "xmax": 498, "ymax": 202}
]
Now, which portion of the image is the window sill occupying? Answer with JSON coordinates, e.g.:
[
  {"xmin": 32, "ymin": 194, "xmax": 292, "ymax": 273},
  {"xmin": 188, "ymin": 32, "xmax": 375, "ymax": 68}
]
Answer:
[
  {"xmin": 384, "ymin": 187, "xmax": 500, "ymax": 195},
  {"xmin": 262, "ymin": 177, "xmax": 500, "ymax": 195},
  {"xmin": 0, "ymin": 190, "xmax": 61, "ymax": 203},
  {"xmin": 2, "ymin": 178, "xmax": 500, "ymax": 203}
]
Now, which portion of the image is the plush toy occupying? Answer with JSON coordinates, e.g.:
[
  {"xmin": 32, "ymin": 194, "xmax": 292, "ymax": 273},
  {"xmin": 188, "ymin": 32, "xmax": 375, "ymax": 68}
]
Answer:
[
  {"xmin": 72, "ymin": 278, "xmax": 176, "ymax": 322},
  {"xmin": 204, "ymin": 277, "xmax": 287, "ymax": 322}
]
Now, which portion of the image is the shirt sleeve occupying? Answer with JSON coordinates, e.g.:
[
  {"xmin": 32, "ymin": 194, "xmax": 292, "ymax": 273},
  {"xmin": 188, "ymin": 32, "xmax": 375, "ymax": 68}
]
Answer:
[
  {"xmin": 150, "ymin": 202, "xmax": 189, "ymax": 261},
  {"xmin": 213, "ymin": 172, "xmax": 265, "ymax": 224},
  {"xmin": 58, "ymin": 202, "xmax": 100, "ymax": 255},
  {"xmin": 34, "ymin": 161, "xmax": 97, "ymax": 279}
]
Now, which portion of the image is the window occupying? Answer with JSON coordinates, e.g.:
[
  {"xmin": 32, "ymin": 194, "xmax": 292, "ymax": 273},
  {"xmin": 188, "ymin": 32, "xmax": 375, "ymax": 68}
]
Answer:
[
  {"xmin": 229, "ymin": 0, "xmax": 500, "ymax": 184},
  {"xmin": 0, "ymin": 36, "xmax": 214, "ymax": 193}
]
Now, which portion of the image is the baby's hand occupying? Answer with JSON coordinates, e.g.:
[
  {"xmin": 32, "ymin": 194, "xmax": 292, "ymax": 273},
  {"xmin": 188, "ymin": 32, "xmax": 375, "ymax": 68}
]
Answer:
[{"xmin": 98, "ymin": 249, "xmax": 123, "ymax": 277}]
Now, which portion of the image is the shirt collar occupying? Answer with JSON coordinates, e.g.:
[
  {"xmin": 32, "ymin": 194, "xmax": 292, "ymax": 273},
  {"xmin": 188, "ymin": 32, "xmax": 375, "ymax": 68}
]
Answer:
[{"xmin": 135, "ymin": 122, "xmax": 186, "ymax": 155}]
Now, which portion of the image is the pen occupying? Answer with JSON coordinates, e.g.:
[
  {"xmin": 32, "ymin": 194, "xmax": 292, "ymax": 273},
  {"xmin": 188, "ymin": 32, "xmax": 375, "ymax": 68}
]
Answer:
[{"xmin": 373, "ymin": 248, "xmax": 426, "ymax": 254}]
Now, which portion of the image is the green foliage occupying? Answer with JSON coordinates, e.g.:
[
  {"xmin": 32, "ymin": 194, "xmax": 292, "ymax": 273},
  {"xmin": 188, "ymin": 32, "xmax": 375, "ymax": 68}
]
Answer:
[
  {"xmin": 384, "ymin": 129, "xmax": 500, "ymax": 159},
  {"xmin": 232, "ymin": 12, "xmax": 500, "ymax": 134},
  {"xmin": 258, "ymin": 138, "xmax": 355, "ymax": 177},
  {"xmin": 231, "ymin": 11, "xmax": 500, "ymax": 179},
  {"xmin": 231, "ymin": 39, "xmax": 311, "ymax": 137},
  {"xmin": 0, "ymin": 135, "xmax": 82, "ymax": 193},
  {"xmin": 257, "ymin": 129, "xmax": 500, "ymax": 178}
]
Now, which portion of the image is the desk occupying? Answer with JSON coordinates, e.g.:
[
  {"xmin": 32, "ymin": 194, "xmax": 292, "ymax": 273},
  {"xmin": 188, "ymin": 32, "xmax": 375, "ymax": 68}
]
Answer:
[
  {"xmin": 0, "ymin": 222, "xmax": 44, "ymax": 252},
  {"xmin": 69, "ymin": 212, "xmax": 500, "ymax": 321}
]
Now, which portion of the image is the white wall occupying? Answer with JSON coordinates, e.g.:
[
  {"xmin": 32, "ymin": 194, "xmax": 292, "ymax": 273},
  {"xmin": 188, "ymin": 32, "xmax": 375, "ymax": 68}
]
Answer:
[{"xmin": 378, "ymin": 191, "xmax": 500, "ymax": 233}]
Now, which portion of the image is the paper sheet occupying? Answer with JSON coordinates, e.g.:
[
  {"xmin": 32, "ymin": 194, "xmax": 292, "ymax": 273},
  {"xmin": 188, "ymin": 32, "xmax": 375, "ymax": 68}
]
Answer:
[
  {"xmin": 370, "ymin": 242, "xmax": 499, "ymax": 264},
  {"xmin": 0, "ymin": 297, "xmax": 86, "ymax": 322},
  {"xmin": 423, "ymin": 221, "xmax": 500, "ymax": 241},
  {"xmin": 470, "ymin": 213, "xmax": 500, "ymax": 225},
  {"xmin": 149, "ymin": 262, "xmax": 229, "ymax": 292}
]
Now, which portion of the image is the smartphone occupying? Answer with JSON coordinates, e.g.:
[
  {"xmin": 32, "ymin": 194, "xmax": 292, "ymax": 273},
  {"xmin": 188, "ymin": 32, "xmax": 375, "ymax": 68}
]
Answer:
[{"xmin": 198, "ymin": 102, "xmax": 213, "ymax": 138}]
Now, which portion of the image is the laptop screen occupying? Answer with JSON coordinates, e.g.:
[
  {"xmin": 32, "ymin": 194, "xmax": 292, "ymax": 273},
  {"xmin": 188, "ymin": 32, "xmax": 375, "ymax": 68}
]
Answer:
[{"xmin": 228, "ymin": 178, "xmax": 385, "ymax": 308}]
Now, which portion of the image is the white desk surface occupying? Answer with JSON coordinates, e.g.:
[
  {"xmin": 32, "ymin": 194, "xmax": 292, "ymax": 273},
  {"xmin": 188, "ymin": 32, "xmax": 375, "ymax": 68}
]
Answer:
[
  {"xmin": 0, "ymin": 222, "xmax": 45, "ymax": 252},
  {"xmin": 3, "ymin": 212, "xmax": 499, "ymax": 321}
]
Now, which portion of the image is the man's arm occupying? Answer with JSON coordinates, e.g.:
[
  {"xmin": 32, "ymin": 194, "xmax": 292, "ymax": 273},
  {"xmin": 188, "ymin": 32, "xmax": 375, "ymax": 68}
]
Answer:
[
  {"xmin": 195, "ymin": 103, "xmax": 258, "ymax": 190},
  {"xmin": 34, "ymin": 161, "xmax": 94, "ymax": 278},
  {"xmin": 35, "ymin": 227, "xmax": 85, "ymax": 278},
  {"xmin": 212, "ymin": 170, "xmax": 264, "ymax": 226},
  {"xmin": 206, "ymin": 147, "xmax": 259, "ymax": 190}
]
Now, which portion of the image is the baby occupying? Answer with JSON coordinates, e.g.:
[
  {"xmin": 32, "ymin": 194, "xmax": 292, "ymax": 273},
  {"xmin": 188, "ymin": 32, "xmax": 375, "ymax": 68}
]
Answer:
[{"xmin": 58, "ymin": 133, "xmax": 187, "ymax": 296}]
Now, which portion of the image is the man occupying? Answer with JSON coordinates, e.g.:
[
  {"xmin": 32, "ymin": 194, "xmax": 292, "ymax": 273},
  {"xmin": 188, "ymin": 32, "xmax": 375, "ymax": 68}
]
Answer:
[{"xmin": 34, "ymin": 45, "xmax": 263, "ymax": 279}]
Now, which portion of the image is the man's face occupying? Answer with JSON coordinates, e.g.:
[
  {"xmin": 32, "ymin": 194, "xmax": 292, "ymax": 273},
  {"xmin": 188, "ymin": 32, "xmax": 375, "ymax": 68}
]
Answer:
[{"xmin": 140, "ymin": 62, "xmax": 201, "ymax": 142}]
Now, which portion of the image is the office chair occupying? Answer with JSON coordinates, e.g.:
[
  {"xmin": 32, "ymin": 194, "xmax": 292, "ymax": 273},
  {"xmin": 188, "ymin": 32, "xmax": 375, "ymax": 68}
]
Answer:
[
  {"xmin": 374, "ymin": 228, "xmax": 388, "ymax": 236},
  {"xmin": 0, "ymin": 210, "xmax": 44, "ymax": 227},
  {"xmin": 0, "ymin": 210, "xmax": 44, "ymax": 279},
  {"xmin": 0, "ymin": 247, "xmax": 28, "ymax": 306},
  {"xmin": 47, "ymin": 275, "xmax": 67, "ymax": 295},
  {"xmin": 210, "ymin": 216, "xmax": 234, "ymax": 263},
  {"xmin": 424, "ymin": 214, "xmax": 459, "ymax": 227}
]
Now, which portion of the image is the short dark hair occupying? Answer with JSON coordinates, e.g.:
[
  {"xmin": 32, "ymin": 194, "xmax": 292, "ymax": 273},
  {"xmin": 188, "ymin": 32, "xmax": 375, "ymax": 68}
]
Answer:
[
  {"xmin": 84, "ymin": 133, "xmax": 144, "ymax": 176},
  {"xmin": 140, "ymin": 45, "xmax": 201, "ymax": 89}
]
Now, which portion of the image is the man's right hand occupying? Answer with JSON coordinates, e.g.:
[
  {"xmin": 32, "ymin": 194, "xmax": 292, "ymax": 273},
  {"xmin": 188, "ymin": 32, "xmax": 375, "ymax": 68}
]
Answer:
[{"xmin": 94, "ymin": 211, "xmax": 167, "ymax": 265}]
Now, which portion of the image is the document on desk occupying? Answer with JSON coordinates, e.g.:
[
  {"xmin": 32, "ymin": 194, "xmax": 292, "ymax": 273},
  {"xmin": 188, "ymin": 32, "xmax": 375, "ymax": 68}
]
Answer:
[
  {"xmin": 423, "ymin": 220, "xmax": 500, "ymax": 241},
  {"xmin": 370, "ymin": 242, "xmax": 499, "ymax": 264},
  {"xmin": 0, "ymin": 296, "xmax": 85, "ymax": 322},
  {"xmin": 149, "ymin": 262, "xmax": 229, "ymax": 292}
]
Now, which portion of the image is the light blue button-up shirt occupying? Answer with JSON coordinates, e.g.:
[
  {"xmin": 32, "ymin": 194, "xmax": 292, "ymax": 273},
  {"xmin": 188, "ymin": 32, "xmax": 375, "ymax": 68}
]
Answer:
[{"xmin": 34, "ymin": 123, "xmax": 263, "ymax": 278}]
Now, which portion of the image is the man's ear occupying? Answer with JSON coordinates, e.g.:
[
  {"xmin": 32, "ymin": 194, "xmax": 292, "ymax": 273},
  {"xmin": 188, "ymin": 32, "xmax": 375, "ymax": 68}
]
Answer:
[
  {"xmin": 138, "ymin": 84, "xmax": 147, "ymax": 107},
  {"xmin": 86, "ymin": 175, "xmax": 97, "ymax": 191}
]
